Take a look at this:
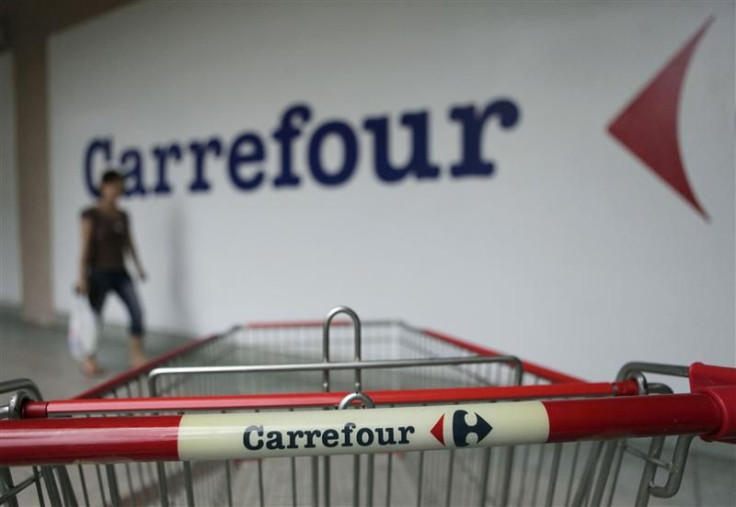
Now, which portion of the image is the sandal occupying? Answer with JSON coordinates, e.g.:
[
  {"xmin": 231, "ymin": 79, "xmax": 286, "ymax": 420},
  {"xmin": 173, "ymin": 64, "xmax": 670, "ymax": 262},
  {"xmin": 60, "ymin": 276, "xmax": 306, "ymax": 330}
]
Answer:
[{"xmin": 81, "ymin": 358, "xmax": 105, "ymax": 377}]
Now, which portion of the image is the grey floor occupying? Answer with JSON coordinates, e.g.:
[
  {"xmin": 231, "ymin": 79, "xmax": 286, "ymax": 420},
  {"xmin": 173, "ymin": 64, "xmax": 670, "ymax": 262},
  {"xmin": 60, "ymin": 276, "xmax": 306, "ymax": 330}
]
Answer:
[
  {"xmin": 0, "ymin": 306, "xmax": 734, "ymax": 506},
  {"xmin": 0, "ymin": 305, "xmax": 188, "ymax": 400}
]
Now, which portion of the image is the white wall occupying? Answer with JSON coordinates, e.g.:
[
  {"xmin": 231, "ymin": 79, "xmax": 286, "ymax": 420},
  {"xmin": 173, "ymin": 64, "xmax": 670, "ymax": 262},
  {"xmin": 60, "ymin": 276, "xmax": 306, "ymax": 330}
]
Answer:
[
  {"xmin": 0, "ymin": 52, "xmax": 22, "ymax": 305},
  {"xmin": 48, "ymin": 1, "xmax": 735, "ymax": 381}
]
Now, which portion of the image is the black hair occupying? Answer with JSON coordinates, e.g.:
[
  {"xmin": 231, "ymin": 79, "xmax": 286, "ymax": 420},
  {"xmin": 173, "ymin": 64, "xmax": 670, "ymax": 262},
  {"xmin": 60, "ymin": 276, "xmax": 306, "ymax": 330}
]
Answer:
[{"xmin": 101, "ymin": 170, "xmax": 124, "ymax": 185}]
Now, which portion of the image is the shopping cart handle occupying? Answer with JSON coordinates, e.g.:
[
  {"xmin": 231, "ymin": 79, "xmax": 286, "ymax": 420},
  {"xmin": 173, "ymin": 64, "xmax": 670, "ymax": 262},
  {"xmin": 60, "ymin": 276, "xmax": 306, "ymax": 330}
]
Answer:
[{"xmin": 689, "ymin": 362, "xmax": 736, "ymax": 444}]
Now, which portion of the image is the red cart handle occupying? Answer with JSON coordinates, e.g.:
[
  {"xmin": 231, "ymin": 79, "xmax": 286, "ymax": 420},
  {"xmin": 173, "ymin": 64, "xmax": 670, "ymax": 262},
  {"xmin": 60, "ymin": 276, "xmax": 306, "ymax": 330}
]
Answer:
[
  {"xmin": 0, "ymin": 390, "xmax": 725, "ymax": 465},
  {"xmin": 22, "ymin": 381, "xmax": 640, "ymax": 419},
  {"xmin": 1, "ymin": 363, "xmax": 734, "ymax": 466},
  {"xmin": 689, "ymin": 362, "xmax": 736, "ymax": 444}
]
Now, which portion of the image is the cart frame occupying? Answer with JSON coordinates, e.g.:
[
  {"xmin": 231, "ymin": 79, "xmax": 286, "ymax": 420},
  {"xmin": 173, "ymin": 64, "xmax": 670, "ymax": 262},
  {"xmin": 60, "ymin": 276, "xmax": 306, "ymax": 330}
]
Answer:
[{"xmin": 1, "ymin": 307, "xmax": 734, "ymax": 507}]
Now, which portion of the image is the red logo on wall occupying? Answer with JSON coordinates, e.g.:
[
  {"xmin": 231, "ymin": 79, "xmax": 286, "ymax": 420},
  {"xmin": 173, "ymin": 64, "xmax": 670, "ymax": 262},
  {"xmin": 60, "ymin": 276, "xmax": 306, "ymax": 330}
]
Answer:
[{"xmin": 608, "ymin": 17, "xmax": 714, "ymax": 220}]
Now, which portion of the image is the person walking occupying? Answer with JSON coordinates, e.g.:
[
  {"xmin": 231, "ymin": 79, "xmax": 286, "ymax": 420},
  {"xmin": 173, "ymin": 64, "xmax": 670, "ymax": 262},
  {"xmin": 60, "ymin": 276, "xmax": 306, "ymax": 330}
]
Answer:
[{"xmin": 76, "ymin": 170, "xmax": 147, "ymax": 376}]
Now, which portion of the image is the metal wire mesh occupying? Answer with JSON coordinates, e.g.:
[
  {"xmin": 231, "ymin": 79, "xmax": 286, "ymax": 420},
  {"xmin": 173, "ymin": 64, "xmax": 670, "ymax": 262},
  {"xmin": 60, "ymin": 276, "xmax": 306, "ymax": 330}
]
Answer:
[{"xmin": 72, "ymin": 322, "xmax": 530, "ymax": 401}]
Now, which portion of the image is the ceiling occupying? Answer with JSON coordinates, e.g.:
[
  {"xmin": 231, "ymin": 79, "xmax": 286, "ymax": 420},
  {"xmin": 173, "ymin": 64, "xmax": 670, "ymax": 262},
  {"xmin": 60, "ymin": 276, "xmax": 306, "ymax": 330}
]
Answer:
[{"xmin": 0, "ymin": 0, "xmax": 137, "ymax": 51}]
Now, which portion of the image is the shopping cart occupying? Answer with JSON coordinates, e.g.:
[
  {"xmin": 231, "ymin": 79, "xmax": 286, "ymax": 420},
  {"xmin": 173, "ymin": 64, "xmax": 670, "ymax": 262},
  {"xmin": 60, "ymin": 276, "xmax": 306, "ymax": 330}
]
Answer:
[{"xmin": 0, "ymin": 306, "xmax": 734, "ymax": 507}]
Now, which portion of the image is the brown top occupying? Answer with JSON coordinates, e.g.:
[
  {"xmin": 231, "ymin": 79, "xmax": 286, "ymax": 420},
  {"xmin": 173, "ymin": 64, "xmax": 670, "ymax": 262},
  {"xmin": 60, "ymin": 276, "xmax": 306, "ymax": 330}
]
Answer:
[{"xmin": 81, "ymin": 207, "xmax": 131, "ymax": 271}]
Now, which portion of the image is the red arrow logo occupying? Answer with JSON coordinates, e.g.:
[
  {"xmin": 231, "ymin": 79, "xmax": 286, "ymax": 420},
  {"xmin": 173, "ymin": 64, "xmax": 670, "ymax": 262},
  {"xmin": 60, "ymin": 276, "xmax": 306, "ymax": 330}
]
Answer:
[
  {"xmin": 431, "ymin": 414, "xmax": 445, "ymax": 445},
  {"xmin": 608, "ymin": 17, "xmax": 713, "ymax": 220}
]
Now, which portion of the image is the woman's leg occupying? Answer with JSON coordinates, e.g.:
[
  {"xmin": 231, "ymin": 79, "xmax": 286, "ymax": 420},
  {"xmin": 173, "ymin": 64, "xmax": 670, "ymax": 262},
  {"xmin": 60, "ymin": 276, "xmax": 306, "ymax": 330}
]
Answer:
[
  {"xmin": 83, "ymin": 272, "xmax": 109, "ymax": 375},
  {"xmin": 112, "ymin": 272, "xmax": 146, "ymax": 368}
]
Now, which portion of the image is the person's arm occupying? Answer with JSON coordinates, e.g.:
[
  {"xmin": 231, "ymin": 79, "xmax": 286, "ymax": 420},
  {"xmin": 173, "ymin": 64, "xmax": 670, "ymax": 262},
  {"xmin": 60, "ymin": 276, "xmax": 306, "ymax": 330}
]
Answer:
[
  {"xmin": 126, "ymin": 218, "xmax": 146, "ymax": 281},
  {"xmin": 77, "ymin": 216, "xmax": 93, "ymax": 293}
]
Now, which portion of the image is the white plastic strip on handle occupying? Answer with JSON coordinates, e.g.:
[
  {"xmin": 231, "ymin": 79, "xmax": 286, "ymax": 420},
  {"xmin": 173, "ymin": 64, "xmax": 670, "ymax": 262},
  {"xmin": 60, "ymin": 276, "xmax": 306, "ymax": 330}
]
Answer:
[{"xmin": 178, "ymin": 401, "xmax": 549, "ymax": 460}]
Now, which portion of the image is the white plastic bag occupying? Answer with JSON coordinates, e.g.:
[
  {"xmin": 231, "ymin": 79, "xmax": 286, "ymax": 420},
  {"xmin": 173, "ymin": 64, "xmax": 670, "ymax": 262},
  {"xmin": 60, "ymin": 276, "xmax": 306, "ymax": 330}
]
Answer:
[{"xmin": 68, "ymin": 294, "xmax": 99, "ymax": 360}]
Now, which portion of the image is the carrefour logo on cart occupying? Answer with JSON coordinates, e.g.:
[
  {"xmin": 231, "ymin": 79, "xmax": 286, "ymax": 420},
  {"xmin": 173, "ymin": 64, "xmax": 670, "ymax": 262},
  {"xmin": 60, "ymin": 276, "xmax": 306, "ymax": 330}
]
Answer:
[
  {"xmin": 243, "ymin": 421, "xmax": 417, "ymax": 450},
  {"xmin": 431, "ymin": 409, "xmax": 493, "ymax": 447},
  {"xmin": 83, "ymin": 98, "xmax": 521, "ymax": 197},
  {"xmin": 240, "ymin": 409, "xmax": 494, "ymax": 451}
]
